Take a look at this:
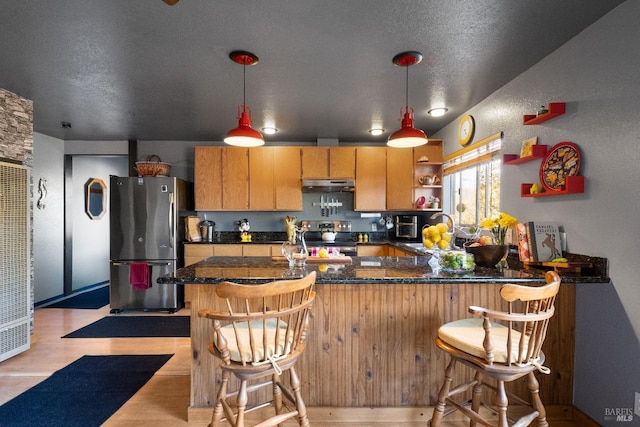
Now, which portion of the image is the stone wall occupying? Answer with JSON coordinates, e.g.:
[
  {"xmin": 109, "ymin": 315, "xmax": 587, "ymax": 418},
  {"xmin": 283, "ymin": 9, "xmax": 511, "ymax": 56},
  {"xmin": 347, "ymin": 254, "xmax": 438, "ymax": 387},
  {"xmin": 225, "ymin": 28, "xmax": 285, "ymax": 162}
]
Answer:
[{"xmin": 0, "ymin": 89, "xmax": 33, "ymax": 162}]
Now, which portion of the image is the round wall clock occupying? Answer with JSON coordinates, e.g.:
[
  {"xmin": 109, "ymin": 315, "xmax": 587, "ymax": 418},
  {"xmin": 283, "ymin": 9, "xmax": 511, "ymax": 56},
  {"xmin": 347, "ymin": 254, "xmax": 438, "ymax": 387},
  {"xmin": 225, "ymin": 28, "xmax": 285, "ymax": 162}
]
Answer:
[
  {"xmin": 457, "ymin": 114, "xmax": 475, "ymax": 145},
  {"xmin": 539, "ymin": 142, "xmax": 581, "ymax": 191}
]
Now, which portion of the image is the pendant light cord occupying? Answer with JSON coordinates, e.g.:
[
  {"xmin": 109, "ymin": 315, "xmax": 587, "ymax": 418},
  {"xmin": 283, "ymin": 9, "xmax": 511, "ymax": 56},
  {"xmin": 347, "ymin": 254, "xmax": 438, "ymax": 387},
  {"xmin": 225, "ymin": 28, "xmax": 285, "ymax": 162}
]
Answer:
[
  {"xmin": 243, "ymin": 62, "xmax": 246, "ymax": 107},
  {"xmin": 405, "ymin": 64, "xmax": 409, "ymax": 109}
]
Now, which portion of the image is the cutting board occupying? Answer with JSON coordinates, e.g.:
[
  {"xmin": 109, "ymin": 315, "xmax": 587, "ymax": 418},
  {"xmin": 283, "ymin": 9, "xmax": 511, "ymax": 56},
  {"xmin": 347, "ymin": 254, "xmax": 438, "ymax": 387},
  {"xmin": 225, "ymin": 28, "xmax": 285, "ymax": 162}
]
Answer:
[
  {"xmin": 523, "ymin": 261, "xmax": 591, "ymax": 273},
  {"xmin": 272, "ymin": 256, "xmax": 352, "ymax": 264}
]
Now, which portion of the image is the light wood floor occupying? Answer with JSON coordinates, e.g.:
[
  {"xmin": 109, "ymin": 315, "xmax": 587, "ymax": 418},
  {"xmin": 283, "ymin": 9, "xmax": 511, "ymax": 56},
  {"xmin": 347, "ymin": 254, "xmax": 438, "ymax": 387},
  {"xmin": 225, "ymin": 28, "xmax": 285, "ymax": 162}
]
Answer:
[{"xmin": 0, "ymin": 305, "xmax": 579, "ymax": 426}]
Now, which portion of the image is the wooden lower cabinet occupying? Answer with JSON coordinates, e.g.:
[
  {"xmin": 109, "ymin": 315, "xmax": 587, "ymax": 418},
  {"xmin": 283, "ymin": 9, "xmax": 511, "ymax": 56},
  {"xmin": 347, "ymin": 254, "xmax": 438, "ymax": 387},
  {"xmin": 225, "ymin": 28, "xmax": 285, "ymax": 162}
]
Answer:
[
  {"xmin": 357, "ymin": 245, "xmax": 387, "ymax": 256},
  {"xmin": 184, "ymin": 244, "xmax": 283, "ymax": 266},
  {"xmin": 187, "ymin": 281, "xmax": 575, "ymax": 420},
  {"xmin": 184, "ymin": 244, "xmax": 214, "ymax": 267}
]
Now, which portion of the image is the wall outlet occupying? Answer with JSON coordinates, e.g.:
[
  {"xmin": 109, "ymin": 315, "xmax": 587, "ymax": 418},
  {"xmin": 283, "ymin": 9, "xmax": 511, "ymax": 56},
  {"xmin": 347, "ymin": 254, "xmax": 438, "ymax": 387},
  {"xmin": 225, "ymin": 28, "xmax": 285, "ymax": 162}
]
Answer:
[{"xmin": 635, "ymin": 391, "xmax": 640, "ymax": 417}]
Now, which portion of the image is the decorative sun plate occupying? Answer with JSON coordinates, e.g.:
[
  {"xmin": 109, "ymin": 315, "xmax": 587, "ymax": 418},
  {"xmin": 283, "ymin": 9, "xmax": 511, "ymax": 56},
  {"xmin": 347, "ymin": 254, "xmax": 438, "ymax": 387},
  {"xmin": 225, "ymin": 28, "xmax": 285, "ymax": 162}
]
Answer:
[{"xmin": 539, "ymin": 142, "xmax": 581, "ymax": 191}]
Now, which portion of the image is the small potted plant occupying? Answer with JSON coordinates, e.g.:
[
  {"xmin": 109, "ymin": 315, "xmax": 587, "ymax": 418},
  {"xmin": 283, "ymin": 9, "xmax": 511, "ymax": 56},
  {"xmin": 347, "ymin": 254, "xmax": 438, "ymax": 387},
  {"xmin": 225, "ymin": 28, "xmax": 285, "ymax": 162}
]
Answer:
[{"xmin": 429, "ymin": 196, "xmax": 440, "ymax": 209}]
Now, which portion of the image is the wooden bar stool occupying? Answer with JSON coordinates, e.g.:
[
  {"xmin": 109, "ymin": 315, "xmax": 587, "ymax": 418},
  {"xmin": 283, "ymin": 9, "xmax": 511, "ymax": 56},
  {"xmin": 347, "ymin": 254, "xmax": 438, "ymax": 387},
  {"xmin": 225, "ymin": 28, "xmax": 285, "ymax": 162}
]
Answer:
[
  {"xmin": 198, "ymin": 271, "xmax": 316, "ymax": 427},
  {"xmin": 430, "ymin": 271, "xmax": 561, "ymax": 427}
]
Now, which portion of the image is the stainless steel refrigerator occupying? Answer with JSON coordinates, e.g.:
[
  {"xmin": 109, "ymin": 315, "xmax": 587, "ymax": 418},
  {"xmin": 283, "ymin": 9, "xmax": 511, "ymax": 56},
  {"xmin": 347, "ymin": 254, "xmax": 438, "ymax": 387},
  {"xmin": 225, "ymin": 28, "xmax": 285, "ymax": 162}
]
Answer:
[{"xmin": 109, "ymin": 176, "xmax": 191, "ymax": 313}]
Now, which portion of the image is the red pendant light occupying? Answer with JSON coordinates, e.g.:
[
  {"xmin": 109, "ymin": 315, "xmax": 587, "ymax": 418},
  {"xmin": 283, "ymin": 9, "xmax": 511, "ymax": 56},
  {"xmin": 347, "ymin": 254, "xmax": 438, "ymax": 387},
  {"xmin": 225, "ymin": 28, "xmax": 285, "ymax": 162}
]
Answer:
[
  {"xmin": 224, "ymin": 51, "xmax": 265, "ymax": 147},
  {"xmin": 388, "ymin": 51, "xmax": 428, "ymax": 148}
]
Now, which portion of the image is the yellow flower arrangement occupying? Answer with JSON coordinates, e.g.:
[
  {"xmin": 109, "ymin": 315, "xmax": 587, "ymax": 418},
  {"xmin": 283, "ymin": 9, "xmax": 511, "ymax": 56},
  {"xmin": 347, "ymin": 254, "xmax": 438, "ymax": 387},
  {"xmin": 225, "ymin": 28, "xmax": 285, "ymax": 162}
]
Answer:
[{"xmin": 479, "ymin": 212, "xmax": 518, "ymax": 245}]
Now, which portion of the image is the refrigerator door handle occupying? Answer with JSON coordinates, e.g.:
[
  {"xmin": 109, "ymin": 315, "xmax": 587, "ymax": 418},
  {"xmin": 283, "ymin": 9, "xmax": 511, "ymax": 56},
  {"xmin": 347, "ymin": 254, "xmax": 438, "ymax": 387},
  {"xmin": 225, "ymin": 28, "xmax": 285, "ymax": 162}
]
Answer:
[
  {"xmin": 169, "ymin": 192, "xmax": 175, "ymax": 248},
  {"xmin": 111, "ymin": 261, "xmax": 172, "ymax": 266}
]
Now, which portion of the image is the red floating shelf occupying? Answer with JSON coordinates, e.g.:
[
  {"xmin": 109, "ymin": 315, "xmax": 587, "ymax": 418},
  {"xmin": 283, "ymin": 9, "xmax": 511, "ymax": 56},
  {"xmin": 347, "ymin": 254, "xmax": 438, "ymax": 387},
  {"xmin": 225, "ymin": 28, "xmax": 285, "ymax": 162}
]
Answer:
[
  {"xmin": 503, "ymin": 145, "xmax": 548, "ymax": 165},
  {"xmin": 520, "ymin": 175, "xmax": 584, "ymax": 197},
  {"xmin": 523, "ymin": 102, "xmax": 566, "ymax": 125}
]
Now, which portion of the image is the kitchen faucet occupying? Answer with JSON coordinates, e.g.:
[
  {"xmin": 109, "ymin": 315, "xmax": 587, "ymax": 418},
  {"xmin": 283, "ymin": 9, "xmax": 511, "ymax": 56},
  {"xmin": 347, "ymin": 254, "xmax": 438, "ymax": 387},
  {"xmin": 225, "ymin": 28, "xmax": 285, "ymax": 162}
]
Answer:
[
  {"xmin": 429, "ymin": 212, "xmax": 459, "ymax": 249},
  {"xmin": 430, "ymin": 212, "xmax": 455, "ymax": 232}
]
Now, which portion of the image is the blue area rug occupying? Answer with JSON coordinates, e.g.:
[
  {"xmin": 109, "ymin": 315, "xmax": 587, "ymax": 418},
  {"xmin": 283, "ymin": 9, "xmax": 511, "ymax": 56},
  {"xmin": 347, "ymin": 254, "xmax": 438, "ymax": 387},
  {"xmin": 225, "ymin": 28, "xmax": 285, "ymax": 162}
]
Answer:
[
  {"xmin": 0, "ymin": 354, "xmax": 172, "ymax": 427},
  {"xmin": 63, "ymin": 315, "xmax": 190, "ymax": 338},
  {"xmin": 44, "ymin": 286, "xmax": 109, "ymax": 309}
]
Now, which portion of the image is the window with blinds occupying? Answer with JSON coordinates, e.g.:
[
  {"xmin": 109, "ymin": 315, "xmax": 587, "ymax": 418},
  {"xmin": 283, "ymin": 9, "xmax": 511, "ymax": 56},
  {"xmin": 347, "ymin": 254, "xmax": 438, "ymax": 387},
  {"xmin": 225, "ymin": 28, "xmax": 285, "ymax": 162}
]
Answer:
[{"xmin": 443, "ymin": 132, "xmax": 502, "ymax": 227}]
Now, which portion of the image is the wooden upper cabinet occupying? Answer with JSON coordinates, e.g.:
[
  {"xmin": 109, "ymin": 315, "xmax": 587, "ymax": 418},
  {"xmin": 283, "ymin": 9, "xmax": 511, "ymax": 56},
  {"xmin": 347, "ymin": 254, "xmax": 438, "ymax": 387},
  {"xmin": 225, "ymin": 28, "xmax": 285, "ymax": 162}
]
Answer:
[
  {"xmin": 194, "ymin": 146, "xmax": 223, "ymax": 210},
  {"xmin": 221, "ymin": 147, "xmax": 249, "ymax": 210},
  {"xmin": 329, "ymin": 147, "xmax": 356, "ymax": 178},
  {"xmin": 249, "ymin": 146, "xmax": 302, "ymax": 211},
  {"xmin": 249, "ymin": 147, "xmax": 275, "ymax": 210},
  {"xmin": 300, "ymin": 147, "xmax": 355, "ymax": 179},
  {"xmin": 354, "ymin": 147, "xmax": 386, "ymax": 211},
  {"xmin": 195, "ymin": 146, "xmax": 248, "ymax": 210},
  {"xmin": 273, "ymin": 147, "xmax": 302, "ymax": 210},
  {"xmin": 386, "ymin": 148, "xmax": 415, "ymax": 210},
  {"xmin": 301, "ymin": 147, "xmax": 328, "ymax": 178}
]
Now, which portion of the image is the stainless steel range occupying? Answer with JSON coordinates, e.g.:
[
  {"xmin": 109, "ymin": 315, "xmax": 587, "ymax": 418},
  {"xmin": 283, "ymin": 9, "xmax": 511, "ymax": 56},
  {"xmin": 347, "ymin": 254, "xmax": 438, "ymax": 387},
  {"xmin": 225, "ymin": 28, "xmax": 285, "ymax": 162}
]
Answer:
[{"xmin": 299, "ymin": 220, "xmax": 356, "ymax": 255}]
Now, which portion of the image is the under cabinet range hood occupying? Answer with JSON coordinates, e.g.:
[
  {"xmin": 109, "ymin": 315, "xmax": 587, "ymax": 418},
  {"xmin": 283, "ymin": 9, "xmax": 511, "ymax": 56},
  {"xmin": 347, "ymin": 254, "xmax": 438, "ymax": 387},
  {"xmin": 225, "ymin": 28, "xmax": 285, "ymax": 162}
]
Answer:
[{"xmin": 301, "ymin": 179, "xmax": 355, "ymax": 192}]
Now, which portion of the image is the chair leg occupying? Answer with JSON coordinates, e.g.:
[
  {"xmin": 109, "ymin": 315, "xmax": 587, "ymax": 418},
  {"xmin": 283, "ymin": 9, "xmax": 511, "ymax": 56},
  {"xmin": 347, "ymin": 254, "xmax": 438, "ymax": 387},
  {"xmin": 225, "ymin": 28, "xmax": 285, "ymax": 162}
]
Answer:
[
  {"xmin": 289, "ymin": 365, "xmax": 310, "ymax": 427},
  {"xmin": 272, "ymin": 371, "xmax": 283, "ymax": 417},
  {"xmin": 430, "ymin": 358, "xmax": 457, "ymax": 427},
  {"xmin": 493, "ymin": 380, "xmax": 508, "ymax": 427},
  {"xmin": 527, "ymin": 372, "xmax": 549, "ymax": 427},
  {"xmin": 470, "ymin": 371, "xmax": 483, "ymax": 427},
  {"xmin": 235, "ymin": 379, "xmax": 248, "ymax": 427},
  {"xmin": 211, "ymin": 370, "xmax": 230, "ymax": 427}
]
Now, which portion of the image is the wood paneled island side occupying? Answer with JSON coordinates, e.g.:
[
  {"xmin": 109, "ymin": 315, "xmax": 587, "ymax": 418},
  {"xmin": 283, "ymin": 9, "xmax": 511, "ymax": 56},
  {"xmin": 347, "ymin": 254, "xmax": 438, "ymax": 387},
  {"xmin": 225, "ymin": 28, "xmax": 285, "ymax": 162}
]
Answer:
[{"xmin": 159, "ymin": 256, "xmax": 576, "ymax": 423}]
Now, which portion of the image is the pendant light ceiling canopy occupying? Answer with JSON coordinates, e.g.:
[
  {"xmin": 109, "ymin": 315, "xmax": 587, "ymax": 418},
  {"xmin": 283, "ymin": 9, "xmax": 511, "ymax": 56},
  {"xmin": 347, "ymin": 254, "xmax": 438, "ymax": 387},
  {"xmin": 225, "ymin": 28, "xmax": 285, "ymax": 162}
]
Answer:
[
  {"xmin": 387, "ymin": 51, "xmax": 428, "ymax": 148},
  {"xmin": 224, "ymin": 50, "xmax": 264, "ymax": 147}
]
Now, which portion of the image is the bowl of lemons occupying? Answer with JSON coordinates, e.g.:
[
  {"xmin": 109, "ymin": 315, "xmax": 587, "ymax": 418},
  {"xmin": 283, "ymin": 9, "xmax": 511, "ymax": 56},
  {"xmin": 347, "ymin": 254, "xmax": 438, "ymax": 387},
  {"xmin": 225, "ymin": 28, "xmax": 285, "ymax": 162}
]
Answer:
[{"xmin": 422, "ymin": 222, "xmax": 453, "ymax": 251}]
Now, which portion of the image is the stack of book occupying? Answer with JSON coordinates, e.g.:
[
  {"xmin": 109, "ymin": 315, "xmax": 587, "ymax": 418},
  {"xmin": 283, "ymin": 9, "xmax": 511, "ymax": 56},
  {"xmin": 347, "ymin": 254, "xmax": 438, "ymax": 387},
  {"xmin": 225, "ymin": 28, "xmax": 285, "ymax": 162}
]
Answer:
[{"xmin": 516, "ymin": 222, "xmax": 562, "ymax": 262}]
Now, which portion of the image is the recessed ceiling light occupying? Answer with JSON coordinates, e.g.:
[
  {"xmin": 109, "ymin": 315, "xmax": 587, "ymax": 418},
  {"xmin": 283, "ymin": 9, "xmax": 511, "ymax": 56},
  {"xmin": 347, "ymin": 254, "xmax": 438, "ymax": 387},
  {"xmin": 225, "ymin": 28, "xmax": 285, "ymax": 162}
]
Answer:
[
  {"xmin": 368, "ymin": 128, "xmax": 385, "ymax": 136},
  {"xmin": 261, "ymin": 127, "xmax": 278, "ymax": 135},
  {"xmin": 428, "ymin": 108, "xmax": 448, "ymax": 117}
]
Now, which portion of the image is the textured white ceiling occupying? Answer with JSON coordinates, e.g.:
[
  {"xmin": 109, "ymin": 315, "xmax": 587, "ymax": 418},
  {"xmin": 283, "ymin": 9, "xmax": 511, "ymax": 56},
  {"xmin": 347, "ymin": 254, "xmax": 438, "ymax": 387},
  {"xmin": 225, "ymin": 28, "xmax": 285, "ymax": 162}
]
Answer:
[{"xmin": 0, "ymin": 0, "xmax": 626, "ymax": 142}]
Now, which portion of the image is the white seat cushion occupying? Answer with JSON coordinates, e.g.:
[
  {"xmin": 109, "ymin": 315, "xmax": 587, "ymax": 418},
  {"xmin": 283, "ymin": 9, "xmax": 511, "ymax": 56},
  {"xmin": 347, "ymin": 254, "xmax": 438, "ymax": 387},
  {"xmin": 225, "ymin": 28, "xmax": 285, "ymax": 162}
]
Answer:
[
  {"xmin": 216, "ymin": 319, "xmax": 292, "ymax": 363},
  {"xmin": 438, "ymin": 318, "xmax": 528, "ymax": 364}
]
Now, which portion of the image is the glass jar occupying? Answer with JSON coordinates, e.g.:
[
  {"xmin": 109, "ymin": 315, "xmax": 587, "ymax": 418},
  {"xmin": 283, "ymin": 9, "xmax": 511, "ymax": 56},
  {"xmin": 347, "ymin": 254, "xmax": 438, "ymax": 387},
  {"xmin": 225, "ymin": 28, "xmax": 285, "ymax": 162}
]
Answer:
[{"xmin": 282, "ymin": 229, "xmax": 308, "ymax": 268}]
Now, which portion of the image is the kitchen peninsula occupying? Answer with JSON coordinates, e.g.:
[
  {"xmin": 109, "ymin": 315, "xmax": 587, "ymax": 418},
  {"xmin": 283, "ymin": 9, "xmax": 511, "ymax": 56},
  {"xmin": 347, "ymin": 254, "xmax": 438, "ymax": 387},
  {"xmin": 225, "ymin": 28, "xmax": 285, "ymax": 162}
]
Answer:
[{"xmin": 159, "ymin": 255, "xmax": 589, "ymax": 423}]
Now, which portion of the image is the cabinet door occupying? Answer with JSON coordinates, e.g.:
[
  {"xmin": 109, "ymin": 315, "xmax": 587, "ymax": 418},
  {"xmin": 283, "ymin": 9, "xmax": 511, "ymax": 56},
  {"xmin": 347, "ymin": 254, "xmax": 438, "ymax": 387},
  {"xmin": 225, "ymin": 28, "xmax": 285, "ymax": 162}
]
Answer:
[
  {"xmin": 357, "ymin": 245, "xmax": 387, "ymax": 256},
  {"xmin": 274, "ymin": 147, "xmax": 302, "ymax": 210},
  {"xmin": 213, "ymin": 244, "xmax": 243, "ymax": 256},
  {"xmin": 329, "ymin": 147, "xmax": 356, "ymax": 178},
  {"xmin": 249, "ymin": 147, "xmax": 275, "ymax": 210},
  {"xmin": 386, "ymin": 148, "xmax": 414, "ymax": 210},
  {"xmin": 354, "ymin": 147, "xmax": 386, "ymax": 211},
  {"xmin": 222, "ymin": 147, "xmax": 249, "ymax": 210},
  {"xmin": 242, "ymin": 245, "xmax": 272, "ymax": 256},
  {"xmin": 184, "ymin": 244, "xmax": 215, "ymax": 266},
  {"xmin": 301, "ymin": 147, "xmax": 329, "ymax": 178},
  {"xmin": 194, "ymin": 146, "xmax": 222, "ymax": 210}
]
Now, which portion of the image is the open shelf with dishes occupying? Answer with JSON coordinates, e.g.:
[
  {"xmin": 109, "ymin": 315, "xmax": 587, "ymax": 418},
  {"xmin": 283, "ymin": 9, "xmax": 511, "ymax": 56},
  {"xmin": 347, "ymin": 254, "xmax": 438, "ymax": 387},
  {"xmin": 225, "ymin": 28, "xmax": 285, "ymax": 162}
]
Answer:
[
  {"xmin": 523, "ymin": 102, "xmax": 566, "ymax": 125},
  {"xmin": 413, "ymin": 142, "xmax": 443, "ymax": 210}
]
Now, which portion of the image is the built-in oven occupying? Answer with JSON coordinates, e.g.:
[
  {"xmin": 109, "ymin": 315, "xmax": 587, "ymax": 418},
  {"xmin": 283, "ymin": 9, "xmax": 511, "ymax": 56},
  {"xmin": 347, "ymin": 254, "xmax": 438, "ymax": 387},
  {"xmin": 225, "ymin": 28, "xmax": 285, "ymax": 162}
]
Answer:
[
  {"xmin": 395, "ymin": 215, "xmax": 417, "ymax": 240},
  {"xmin": 394, "ymin": 214, "xmax": 430, "ymax": 242}
]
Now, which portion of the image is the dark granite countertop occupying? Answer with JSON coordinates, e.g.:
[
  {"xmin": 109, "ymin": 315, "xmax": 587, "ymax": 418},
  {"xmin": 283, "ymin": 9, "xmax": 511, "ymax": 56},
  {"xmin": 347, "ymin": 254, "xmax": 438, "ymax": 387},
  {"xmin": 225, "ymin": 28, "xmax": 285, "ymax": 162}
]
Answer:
[{"xmin": 159, "ymin": 255, "xmax": 607, "ymax": 285}]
